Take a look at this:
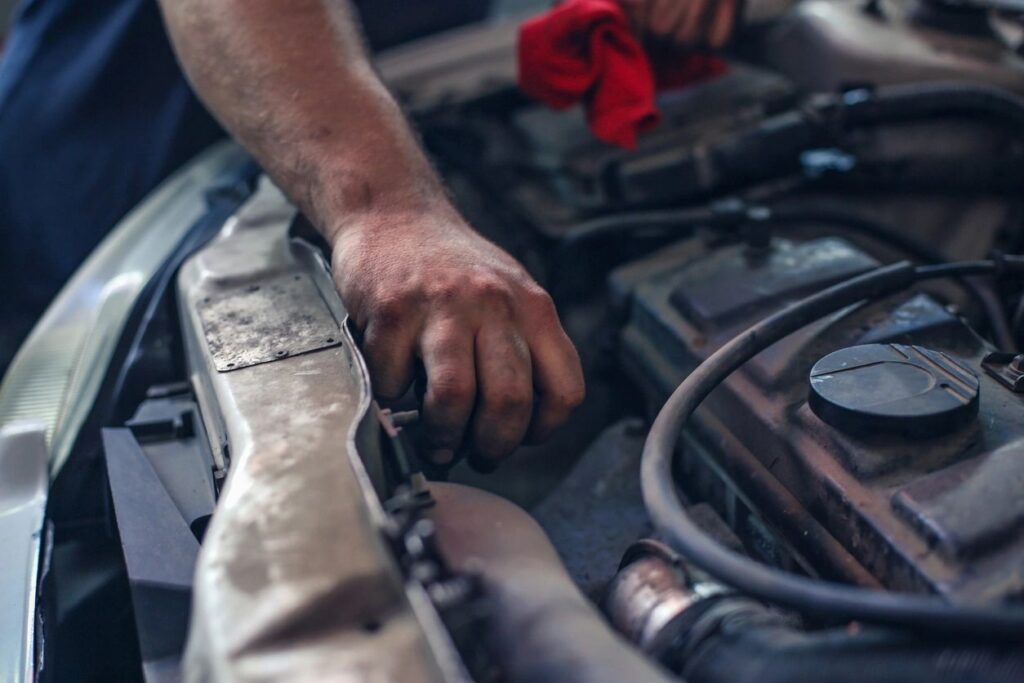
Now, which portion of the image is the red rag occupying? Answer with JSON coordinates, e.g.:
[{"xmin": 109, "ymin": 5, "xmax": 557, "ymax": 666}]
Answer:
[{"xmin": 517, "ymin": 0, "xmax": 727, "ymax": 150}]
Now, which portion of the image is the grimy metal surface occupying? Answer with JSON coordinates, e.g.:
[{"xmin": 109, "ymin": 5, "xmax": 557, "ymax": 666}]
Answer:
[
  {"xmin": 177, "ymin": 179, "xmax": 465, "ymax": 683},
  {"xmin": 197, "ymin": 272, "xmax": 342, "ymax": 372},
  {"xmin": 616, "ymin": 237, "xmax": 1024, "ymax": 604}
]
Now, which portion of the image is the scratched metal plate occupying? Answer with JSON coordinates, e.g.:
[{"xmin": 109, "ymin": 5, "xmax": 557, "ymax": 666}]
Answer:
[{"xmin": 198, "ymin": 273, "xmax": 341, "ymax": 372}]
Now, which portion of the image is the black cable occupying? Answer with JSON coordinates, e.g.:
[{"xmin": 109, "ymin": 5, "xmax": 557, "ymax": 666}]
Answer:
[
  {"xmin": 763, "ymin": 205, "xmax": 1018, "ymax": 351},
  {"xmin": 640, "ymin": 259, "xmax": 1024, "ymax": 639},
  {"xmin": 557, "ymin": 206, "xmax": 719, "ymax": 256}
]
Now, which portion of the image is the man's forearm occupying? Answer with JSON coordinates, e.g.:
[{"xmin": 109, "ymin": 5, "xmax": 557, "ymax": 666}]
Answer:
[
  {"xmin": 158, "ymin": 0, "xmax": 448, "ymax": 243},
  {"xmin": 159, "ymin": 0, "xmax": 585, "ymax": 467}
]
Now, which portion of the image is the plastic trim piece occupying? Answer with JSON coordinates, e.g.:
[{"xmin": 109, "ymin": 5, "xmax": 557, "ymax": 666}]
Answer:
[{"xmin": 0, "ymin": 424, "xmax": 48, "ymax": 683}]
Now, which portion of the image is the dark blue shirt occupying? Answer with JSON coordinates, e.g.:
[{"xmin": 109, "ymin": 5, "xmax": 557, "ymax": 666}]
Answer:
[{"xmin": 0, "ymin": 0, "xmax": 223, "ymax": 294}]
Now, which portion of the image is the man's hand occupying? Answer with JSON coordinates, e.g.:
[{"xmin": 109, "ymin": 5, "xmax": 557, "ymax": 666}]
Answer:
[
  {"xmin": 160, "ymin": 0, "xmax": 585, "ymax": 466},
  {"xmin": 332, "ymin": 206, "xmax": 584, "ymax": 467},
  {"xmin": 621, "ymin": 0, "xmax": 739, "ymax": 48}
]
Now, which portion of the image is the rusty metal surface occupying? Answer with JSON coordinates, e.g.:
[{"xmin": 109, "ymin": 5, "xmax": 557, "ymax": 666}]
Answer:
[
  {"xmin": 605, "ymin": 555, "xmax": 696, "ymax": 657},
  {"xmin": 177, "ymin": 179, "xmax": 466, "ymax": 683},
  {"xmin": 198, "ymin": 272, "xmax": 341, "ymax": 372}
]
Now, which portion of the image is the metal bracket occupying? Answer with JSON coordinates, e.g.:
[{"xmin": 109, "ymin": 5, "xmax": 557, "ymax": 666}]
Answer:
[{"xmin": 981, "ymin": 352, "xmax": 1024, "ymax": 393}]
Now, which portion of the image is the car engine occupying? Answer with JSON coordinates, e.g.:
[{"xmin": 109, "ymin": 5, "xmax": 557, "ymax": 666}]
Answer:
[{"xmin": 25, "ymin": 2, "xmax": 1024, "ymax": 682}]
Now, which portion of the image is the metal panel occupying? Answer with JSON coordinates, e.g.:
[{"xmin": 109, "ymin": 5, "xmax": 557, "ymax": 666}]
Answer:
[
  {"xmin": 197, "ymin": 273, "xmax": 341, "ymax": 372},
  {"xmin": 177, "ymin": 179, "xmax": 465, "ymax": 683}
]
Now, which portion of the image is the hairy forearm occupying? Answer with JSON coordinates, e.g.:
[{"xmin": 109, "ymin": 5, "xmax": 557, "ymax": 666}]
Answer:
[
  {"xmin": 160, "ymin": 0, "xmax": 585, "ymax": 464},
  {"xmin": 158, "ymin": 0, "xmax": 449, "ymax": 244}
]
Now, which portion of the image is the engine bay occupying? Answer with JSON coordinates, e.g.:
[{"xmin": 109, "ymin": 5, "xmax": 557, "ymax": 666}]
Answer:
[
  {"xmin": 32, "ymin": 2, "xmax": 1024, "ymax": 682},
  {"xmin": 413, "ymin": 0, "xmax": 1024, "ymax": 603}
]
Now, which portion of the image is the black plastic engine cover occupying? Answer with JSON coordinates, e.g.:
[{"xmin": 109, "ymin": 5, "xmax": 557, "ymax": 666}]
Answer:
[{"xmin": 613, "ymin": 236, "xmax": 1024, "ymax": 604}]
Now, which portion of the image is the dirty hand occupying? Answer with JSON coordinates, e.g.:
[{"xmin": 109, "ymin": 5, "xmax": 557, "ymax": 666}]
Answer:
[
  {"xmin": 620, "ymin": 0, "xmax": 739, "ymax": 48},
  {"xmin": 331, "ymin": 204, "xmax": 585, "ymax": 468}
]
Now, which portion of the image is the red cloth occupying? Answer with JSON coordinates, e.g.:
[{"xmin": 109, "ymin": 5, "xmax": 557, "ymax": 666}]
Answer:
[{"xmin": 518, "ymin": 0, "xmax": 727, "ymax": 149}]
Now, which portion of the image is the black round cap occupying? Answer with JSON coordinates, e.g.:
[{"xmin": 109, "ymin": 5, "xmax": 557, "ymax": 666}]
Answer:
[{"xmin": 808, "ymin": 343, "xmax": 979, "ymax": 438}]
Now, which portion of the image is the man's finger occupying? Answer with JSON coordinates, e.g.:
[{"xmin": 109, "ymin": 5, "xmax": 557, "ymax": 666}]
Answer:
[
  {"xmin": 708, "ymin": 0, "xmax": 738, "ymax": 48},
  {"xmin": 649, "ymin": 0, "xmax": 687, "ymax": 38},
  {"xmin": 676, "ymin": 0, "xmax": 713, "ymax": 46},
  {"xmin": 470, "ymin": 325, "xmax": 534, "ymax": 466},
  {"xmin": 418, "ymin": 320, "xmax": 477, "ymax": 465},
  {"xmin": 525, "ymin": 322, "xmax": 585, "ymax": 444},
  {"xmin": 362, "ymin": 318, "xmax": 417, "ymax": 401}
]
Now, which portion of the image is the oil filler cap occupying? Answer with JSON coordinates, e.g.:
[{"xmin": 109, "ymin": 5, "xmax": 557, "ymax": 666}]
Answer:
[{"xmin": 808, "ymin": 343, "xmax": 979, "ymax": 438}]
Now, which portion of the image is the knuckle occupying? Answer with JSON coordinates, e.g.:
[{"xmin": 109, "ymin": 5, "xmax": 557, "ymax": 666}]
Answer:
[
  {"xmin": 548, "ymin": 380, "xmax": 586, "ymax": 414},
  {"xmin": 473, "ymin": 274, "xmax": 515, "ymax": 304},
  {"xmin": 427, "ymin": 277, "xmax": 463, "ymax": 305},
  {"xmin": 366, "ymin": 365, "xmax": 409, "ymax": 403},
  {"xmin": 374, "ymin": 381, "xmax": 407, "ymax": 403},
  {"xmin": 488, "ymin": 385, "xmax": 532, "ymax": 415},
  {"xmin": 650, "ymin": 22, "xmax": 670, "ymax": 37},
  {"xmin": 371, "ymin": 294, "xmax": 412, "ymax": 330},
  {"xmin": 527, "ymin": 287, "xmax": 558, "ymax": 322},
  {"xmin": 430, "ymin": 370, "xmax": 474, "ymax": 405},
  {"xmin": 649, "ymin": 15, "xmax": 673, "ymax": 36},
  {"xmin": 562, "ymin": 384, "xmax": 587, "ymax": 410}
]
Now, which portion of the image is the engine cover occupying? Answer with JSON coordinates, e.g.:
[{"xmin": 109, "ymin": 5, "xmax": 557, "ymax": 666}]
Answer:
[{"xmin": 614, "ymin": 236, "xmax": 1024, "ymax": 604}]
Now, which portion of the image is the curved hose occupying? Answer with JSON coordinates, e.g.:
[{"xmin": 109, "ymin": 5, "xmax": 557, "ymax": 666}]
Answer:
[
  {"xmin": 556, "ymin": 205, "xmax": 718, "ymax": 256},
  {"xmin": 640, "ymin": 259, "xmax": 1024, "ymax": 639}
]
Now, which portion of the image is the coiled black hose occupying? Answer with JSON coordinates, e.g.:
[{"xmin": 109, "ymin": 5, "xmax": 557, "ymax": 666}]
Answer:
[{"xmin": 640, "ymin": 258, "xmax": 1024, "ymax": 639}]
